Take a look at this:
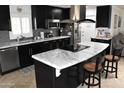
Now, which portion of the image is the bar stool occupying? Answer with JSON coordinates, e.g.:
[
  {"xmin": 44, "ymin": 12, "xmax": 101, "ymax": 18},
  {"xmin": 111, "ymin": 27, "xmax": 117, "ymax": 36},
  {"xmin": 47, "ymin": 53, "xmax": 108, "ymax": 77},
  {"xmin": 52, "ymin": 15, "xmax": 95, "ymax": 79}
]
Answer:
[
  {"xmin": 82, "ymin": 56, "xmax": 104, "ymax": 88},
  {"xmin": 103, "ymin": 47, "xmax": 123, "ymax": 78}
]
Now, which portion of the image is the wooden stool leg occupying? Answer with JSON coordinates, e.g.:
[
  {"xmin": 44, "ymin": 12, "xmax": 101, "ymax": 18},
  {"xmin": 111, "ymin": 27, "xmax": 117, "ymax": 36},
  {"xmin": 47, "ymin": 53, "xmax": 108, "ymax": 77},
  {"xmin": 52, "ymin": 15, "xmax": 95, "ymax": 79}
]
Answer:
[
  {"xmin": 111, "ymin": 61, "xmax": 114, "ymax": 72},
  {"xmin": 105, "ymin": 61, "xmax": 109, "ymax": 78},
  {"xmin": 99, "ymin": 72, "xmax": 101, "ymax": 88},
  {"xmin": 115, "ymin": 62, "xmax": 118, "ymax": 78},
  {"xmin": 92, "ymin": 74, "xmax": 95, "ymax": 84},
  {"xmin": 82, "ymin": 70, "xmax": 85, "ymax": 86},
  {"xmin": 88, "ymin": 74, "xmax": 91, "ymax": 88},
  {"xmin": 102, "ymin": 60, "xmax": 106, "ymax": 73}
]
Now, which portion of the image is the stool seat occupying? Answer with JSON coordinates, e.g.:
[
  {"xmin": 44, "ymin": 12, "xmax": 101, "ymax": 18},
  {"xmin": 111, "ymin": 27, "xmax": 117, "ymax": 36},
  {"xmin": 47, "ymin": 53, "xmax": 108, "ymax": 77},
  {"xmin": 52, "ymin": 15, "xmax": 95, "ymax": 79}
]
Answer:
[
  {"xmin": 83, "ymin": 63, "xmax": 102, "ymax": 72},
  {"xmin": 104, "ymin": 54, "xmax": 119, "ymax": 61},
  {"xmin": 82, "ymin": 56, "xmax": 103, "ymax": 88}
]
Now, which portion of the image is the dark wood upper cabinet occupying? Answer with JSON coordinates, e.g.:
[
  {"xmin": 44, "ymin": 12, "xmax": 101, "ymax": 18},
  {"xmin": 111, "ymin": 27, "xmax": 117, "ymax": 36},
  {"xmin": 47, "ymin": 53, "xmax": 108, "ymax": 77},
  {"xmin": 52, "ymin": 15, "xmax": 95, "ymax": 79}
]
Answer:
[
  {"xmin": 31, "ymin": 5, "xmax": 70, "ymax": 29},
  {"xmin": 80, "ymin": 5, "xmax": 86, "ymax": 20},
  {"xmin": 0, "ymin": 5, "xmax": 11, "ymax": 31},
  {"xmin": 62, "ymin": 8, "xmax": 70, "ymax": 20},
  {"xmin": 96, "ymin": 5, "xmax": 112, "ymax": 28}
]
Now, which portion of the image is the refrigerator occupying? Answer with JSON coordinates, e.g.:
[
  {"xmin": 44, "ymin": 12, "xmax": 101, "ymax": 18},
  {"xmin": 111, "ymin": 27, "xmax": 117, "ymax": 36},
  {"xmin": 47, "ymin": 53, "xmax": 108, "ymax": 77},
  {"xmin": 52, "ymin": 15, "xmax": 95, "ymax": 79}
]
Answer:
[{"xmin": 79, "ymin": 22, "xmax": 96, "ymax": 42}]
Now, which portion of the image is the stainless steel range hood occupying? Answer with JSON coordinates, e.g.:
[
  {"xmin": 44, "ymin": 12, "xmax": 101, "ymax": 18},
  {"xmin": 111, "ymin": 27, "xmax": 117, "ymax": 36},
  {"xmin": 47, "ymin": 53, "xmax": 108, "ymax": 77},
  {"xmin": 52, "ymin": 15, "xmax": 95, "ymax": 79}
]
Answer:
[
  {"xmin": 70, "ymin": 5, "xmax": 86, "ymax": 21},
  {"xmin": 60, "ymin": 19, "xmax": 75, "ymax": 23}
]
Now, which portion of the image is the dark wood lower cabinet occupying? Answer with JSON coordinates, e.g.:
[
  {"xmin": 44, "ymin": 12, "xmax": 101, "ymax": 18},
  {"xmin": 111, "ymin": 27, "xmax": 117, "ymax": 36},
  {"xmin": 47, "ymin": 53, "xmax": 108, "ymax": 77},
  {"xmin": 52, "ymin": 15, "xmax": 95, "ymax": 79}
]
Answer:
[
  {"xmin": 18, "ymin": 38, "xmax": 71, "ymax": 68},
  {"xmin": 57, "ymin": 39, "xmax": 65, "ymax": 48},
  {"xmin": 18, "ymin": 44, "xmax": 34, "ymax": 68},
  {"xmin": 34, "ymin": 60, "xmax": 80, "ymax": 88},
  {"xmin": 51, "ymin": 40, "xmax": 58, "ymax": 49},
  {"xmin": 32, "ymin": 42, "xmax": 43, "ymax": 54}
]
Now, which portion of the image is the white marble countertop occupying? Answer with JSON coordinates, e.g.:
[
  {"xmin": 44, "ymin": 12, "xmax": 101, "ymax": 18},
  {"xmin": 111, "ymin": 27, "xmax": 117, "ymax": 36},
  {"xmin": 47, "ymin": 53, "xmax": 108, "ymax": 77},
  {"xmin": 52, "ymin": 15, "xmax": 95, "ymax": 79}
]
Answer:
[
  {"xmin": 32, "ymin": 42, "xmax": 109, "ymax": 70},
  {"xmin": 91, "ymin": 36, "xmax": 111, "ymax": 40},
  {"xmin": 0, "ymin": 36, "xmax": 70, "ymax": 49}
]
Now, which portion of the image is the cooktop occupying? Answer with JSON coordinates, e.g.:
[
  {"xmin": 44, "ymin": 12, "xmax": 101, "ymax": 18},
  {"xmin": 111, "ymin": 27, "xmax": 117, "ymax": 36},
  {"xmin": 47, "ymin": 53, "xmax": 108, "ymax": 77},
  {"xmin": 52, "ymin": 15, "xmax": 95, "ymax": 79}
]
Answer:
[{"xmin": 63, "ymin": 44, "xmax": 90, "ymax": 52}]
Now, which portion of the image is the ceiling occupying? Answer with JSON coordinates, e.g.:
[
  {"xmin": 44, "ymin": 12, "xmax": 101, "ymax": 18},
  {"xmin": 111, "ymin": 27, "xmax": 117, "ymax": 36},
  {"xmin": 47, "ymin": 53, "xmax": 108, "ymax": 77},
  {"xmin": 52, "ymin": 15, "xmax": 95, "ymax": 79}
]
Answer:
[
  {"xmin": 50, "ymin": 5, "xmax": 124, "ymax": 10},
  {"xmin": 49, "ymin": 5, "xmax": 71, "ymax": 8},
  {"xmin": 50, "ymin": 5, "xmax": 96, "ymax": 9}
]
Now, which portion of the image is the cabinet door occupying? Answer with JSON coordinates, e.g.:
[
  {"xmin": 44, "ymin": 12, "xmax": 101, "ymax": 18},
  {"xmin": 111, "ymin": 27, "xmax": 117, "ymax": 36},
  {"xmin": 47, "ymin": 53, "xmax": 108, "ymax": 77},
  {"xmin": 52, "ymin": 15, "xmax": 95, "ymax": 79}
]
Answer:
[
  {"xmin": 57, "ymin": 38, "xmax": 70, "ymax": 49},
  {"xmin": 0, "ymin": 5, "xmax": 11, "ymax": 31},
  {"xmin": 64, "ymin": 38, "xmax": 70, "ymax": 46},
  {"xmin": 18, "ymin": 44, "xmax": 33, "ymax": 68},
  {"xmin": 52, "ymin": 7, "xmax": 62, "ymax": 19},
  {"xmin": 42, "ymin": 41, "xmax": 52, "ymax": 52},
  {"xmin": 31, "ymin": 6, "xmax": 36, "ymax": 30},
  {"xmin": 36, "ymin": 6, "xmax": 46, "ymax": 28},
  {"xmin": 51, "ymin": 40, "xmax": 58, "ymax": 49},
  {"xmin": 96, "ymin": 5, "xmax": 111, "ymax": 28},
  {"xmin": 57, "ymin": 39, "xmax": 64, "ymax": 49},
  {"xmin": 80, "ymin": 5, "xmax": 86, "ymax": 20},
  {"xmin": 32, "ymin": 42, "xmax": 44, "ymax": 54},
  {"xmin": 62, "ymin": 8, "xmax": 70, "ymax": 19}
]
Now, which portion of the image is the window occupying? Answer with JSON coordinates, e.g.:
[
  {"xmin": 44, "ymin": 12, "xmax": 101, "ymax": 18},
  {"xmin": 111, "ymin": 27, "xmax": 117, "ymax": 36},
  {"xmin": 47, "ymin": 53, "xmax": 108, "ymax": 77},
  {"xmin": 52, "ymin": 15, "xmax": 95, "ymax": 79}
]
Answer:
[
  {"xmin": 10, "ymin": 16, "xmax": 33, "ymax": 39},
  {"xmin": 11, "ymin": 17, "xmax": 21, "ymax": 35},
  {"xmin": 21, "ymin": 17, "xmax": 30, "ymax": 34}
]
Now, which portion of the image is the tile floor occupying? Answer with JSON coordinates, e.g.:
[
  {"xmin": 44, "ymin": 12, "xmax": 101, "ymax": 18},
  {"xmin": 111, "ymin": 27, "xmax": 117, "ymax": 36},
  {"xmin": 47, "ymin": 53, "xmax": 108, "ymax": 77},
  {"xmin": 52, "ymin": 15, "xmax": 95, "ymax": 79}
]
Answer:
[{"xmin": 0, "ymin": 57, "xmax": 124, "ymax": 88}]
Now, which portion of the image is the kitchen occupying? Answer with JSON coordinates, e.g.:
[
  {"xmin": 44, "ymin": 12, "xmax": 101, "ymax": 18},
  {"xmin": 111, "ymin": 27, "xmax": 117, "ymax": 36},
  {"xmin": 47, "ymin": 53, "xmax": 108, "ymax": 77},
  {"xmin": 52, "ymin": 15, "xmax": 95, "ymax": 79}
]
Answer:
[{"xmin": 0, "ymin": 5, "xmax": 124, "ymax": 88}]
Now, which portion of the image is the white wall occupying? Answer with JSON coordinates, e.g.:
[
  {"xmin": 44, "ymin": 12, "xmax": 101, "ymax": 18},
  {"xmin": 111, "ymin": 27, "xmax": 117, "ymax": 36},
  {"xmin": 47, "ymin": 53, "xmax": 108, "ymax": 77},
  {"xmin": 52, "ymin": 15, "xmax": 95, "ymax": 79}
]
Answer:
[
  {"xmin": 9, "ymin": 5, "xmax": 33, "ymax": 39},
  {"xmin": 86, "ymin": 7, "xmax": 96, "ymax": 21},
  {"xmin": 120, "ymin": 11, "xmax": 124, "ymax": 33},
  {"xmin": 110, "ymin": 6, "xmax": 123, "ymax": 36},
  {"xmin": 86, "ymin": 6, "xmax": 97, "ymax": 37}
]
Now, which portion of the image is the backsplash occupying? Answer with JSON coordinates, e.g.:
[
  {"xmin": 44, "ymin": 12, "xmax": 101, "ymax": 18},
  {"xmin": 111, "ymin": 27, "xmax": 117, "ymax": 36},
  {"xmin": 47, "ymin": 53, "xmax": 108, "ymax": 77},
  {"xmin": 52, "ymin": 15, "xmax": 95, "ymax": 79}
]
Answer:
[
  {"xmin": 96, "ymin": 27, "xmax": 111, "ymax": 38},
  {"xmin": 0, "ymin": 31, "xmax": 10, "ymax": 43},
  {"xmin": 0, "ymin": 29, "xmax": 59, "ymax": 43},
  {"xmin": 33, "ymin": 28, "xmax": 59, "ymax": 38}
]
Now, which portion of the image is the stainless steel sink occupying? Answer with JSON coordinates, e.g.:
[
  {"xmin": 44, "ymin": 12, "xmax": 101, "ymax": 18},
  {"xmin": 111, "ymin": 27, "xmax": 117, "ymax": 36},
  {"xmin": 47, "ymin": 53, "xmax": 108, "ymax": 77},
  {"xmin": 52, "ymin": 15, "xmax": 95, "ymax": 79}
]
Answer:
[
  {"xmin": 63, "ymin": 44, "xmax": 90, "ymax": 52},
  {"xmin": 73, "ymin": 45, "xmax": 90, "ymax": 52},
  {"xmin": 18, "ymin": 39, "xmax": 33, "ymax": 44}
]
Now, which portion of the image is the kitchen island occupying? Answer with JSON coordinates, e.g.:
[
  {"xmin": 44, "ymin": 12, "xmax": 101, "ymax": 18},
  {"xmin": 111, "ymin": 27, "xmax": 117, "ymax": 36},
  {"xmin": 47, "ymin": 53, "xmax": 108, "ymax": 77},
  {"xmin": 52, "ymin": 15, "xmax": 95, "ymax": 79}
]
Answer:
[{"xmin": 32, "ymin": 42, "xmax": 109, "ymax": 88}]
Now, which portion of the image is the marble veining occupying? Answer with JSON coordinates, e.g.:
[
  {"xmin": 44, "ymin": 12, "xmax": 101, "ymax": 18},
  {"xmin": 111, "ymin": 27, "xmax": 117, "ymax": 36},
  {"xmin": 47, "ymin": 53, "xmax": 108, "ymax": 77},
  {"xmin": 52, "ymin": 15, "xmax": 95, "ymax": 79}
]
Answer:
[
  {"xmin": 0, "ymin": 36, "xmax": 70, "ymax": 49},
  {"xmin": 32, "ymin": 42, "xmax": 109, "ymax": 70},
  {"xmin": 32, "ymin": 49, "xmax": 80, "ymax": 70},
  {"xmin": 78, "ymin": 42, "xmax": 109, "ymax": 56}
]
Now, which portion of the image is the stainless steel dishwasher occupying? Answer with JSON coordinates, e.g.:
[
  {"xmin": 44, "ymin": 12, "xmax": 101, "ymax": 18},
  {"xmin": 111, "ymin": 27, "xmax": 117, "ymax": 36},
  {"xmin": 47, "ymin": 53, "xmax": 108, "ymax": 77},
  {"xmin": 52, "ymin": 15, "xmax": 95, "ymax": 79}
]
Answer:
[{"xmin": 0, "ymin": 47, "xmax": 20, "ymax": 74}]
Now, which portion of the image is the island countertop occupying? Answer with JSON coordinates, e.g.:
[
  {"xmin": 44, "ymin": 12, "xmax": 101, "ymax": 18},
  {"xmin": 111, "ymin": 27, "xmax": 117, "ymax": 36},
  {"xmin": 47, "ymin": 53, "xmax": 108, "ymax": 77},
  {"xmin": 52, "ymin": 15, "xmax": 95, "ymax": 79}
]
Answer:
[{"xmin": 32, "ymin": 42, "xmax": 109, "ymax": 70}]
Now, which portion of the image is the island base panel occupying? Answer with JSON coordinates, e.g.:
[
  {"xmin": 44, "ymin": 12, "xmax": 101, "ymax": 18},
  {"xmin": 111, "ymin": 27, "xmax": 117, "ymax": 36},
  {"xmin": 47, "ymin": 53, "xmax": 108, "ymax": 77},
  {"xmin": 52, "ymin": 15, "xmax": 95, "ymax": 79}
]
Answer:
[{"xmin": 34, "ymin": 60, "xmax": 80, "ymax": 88}]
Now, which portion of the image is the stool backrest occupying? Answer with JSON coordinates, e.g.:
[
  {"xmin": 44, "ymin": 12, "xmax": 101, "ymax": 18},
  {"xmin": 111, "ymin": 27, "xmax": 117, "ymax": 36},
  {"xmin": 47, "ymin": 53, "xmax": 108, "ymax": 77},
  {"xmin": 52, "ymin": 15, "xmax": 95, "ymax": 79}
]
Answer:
[
  {"xmin": 95, "ymin": 55, "xmax": 104, "ymax": 72},
  {"xmin": 112, "ymin": 47, "xmax": 123, "ymax": 61}
]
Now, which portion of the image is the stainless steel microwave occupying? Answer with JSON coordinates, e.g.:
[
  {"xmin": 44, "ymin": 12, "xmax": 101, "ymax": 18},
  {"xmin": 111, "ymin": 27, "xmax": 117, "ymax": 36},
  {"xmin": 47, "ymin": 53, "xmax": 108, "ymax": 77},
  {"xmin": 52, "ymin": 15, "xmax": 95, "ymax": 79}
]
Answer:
[{"xmin": 47, "ymin": 19, "xmax": 60, "ymax": 29}]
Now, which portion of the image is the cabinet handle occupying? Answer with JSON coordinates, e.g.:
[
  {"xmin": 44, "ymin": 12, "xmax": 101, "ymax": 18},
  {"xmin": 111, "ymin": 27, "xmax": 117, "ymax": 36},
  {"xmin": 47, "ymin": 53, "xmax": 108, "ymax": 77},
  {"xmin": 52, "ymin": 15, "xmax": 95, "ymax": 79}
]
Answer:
[
  {"xmin": 29, "ymin": 48, "xmax": 31, "ymax": 56},
  {"xmin": 30, "ymin": 49, "xmax": 32, "ymax": 55},
  {"xmin": 0, "ymin": 47, "xmax": 18, "ymax": 52},
  {"xmin": 1, "ymin": 50, "xmax": 5, "ymax": 52},
  {"xmin": 29, "ymin": 49, "xmax": 30, "ymax": 55}
]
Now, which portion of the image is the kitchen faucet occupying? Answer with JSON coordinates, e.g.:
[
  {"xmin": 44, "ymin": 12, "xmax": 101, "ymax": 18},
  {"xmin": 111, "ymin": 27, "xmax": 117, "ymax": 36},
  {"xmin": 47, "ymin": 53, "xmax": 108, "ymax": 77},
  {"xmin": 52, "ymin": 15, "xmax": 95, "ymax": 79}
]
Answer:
[{"xmin": 17, "ymin": 35, "xmax": 26, "ymax": 42}]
